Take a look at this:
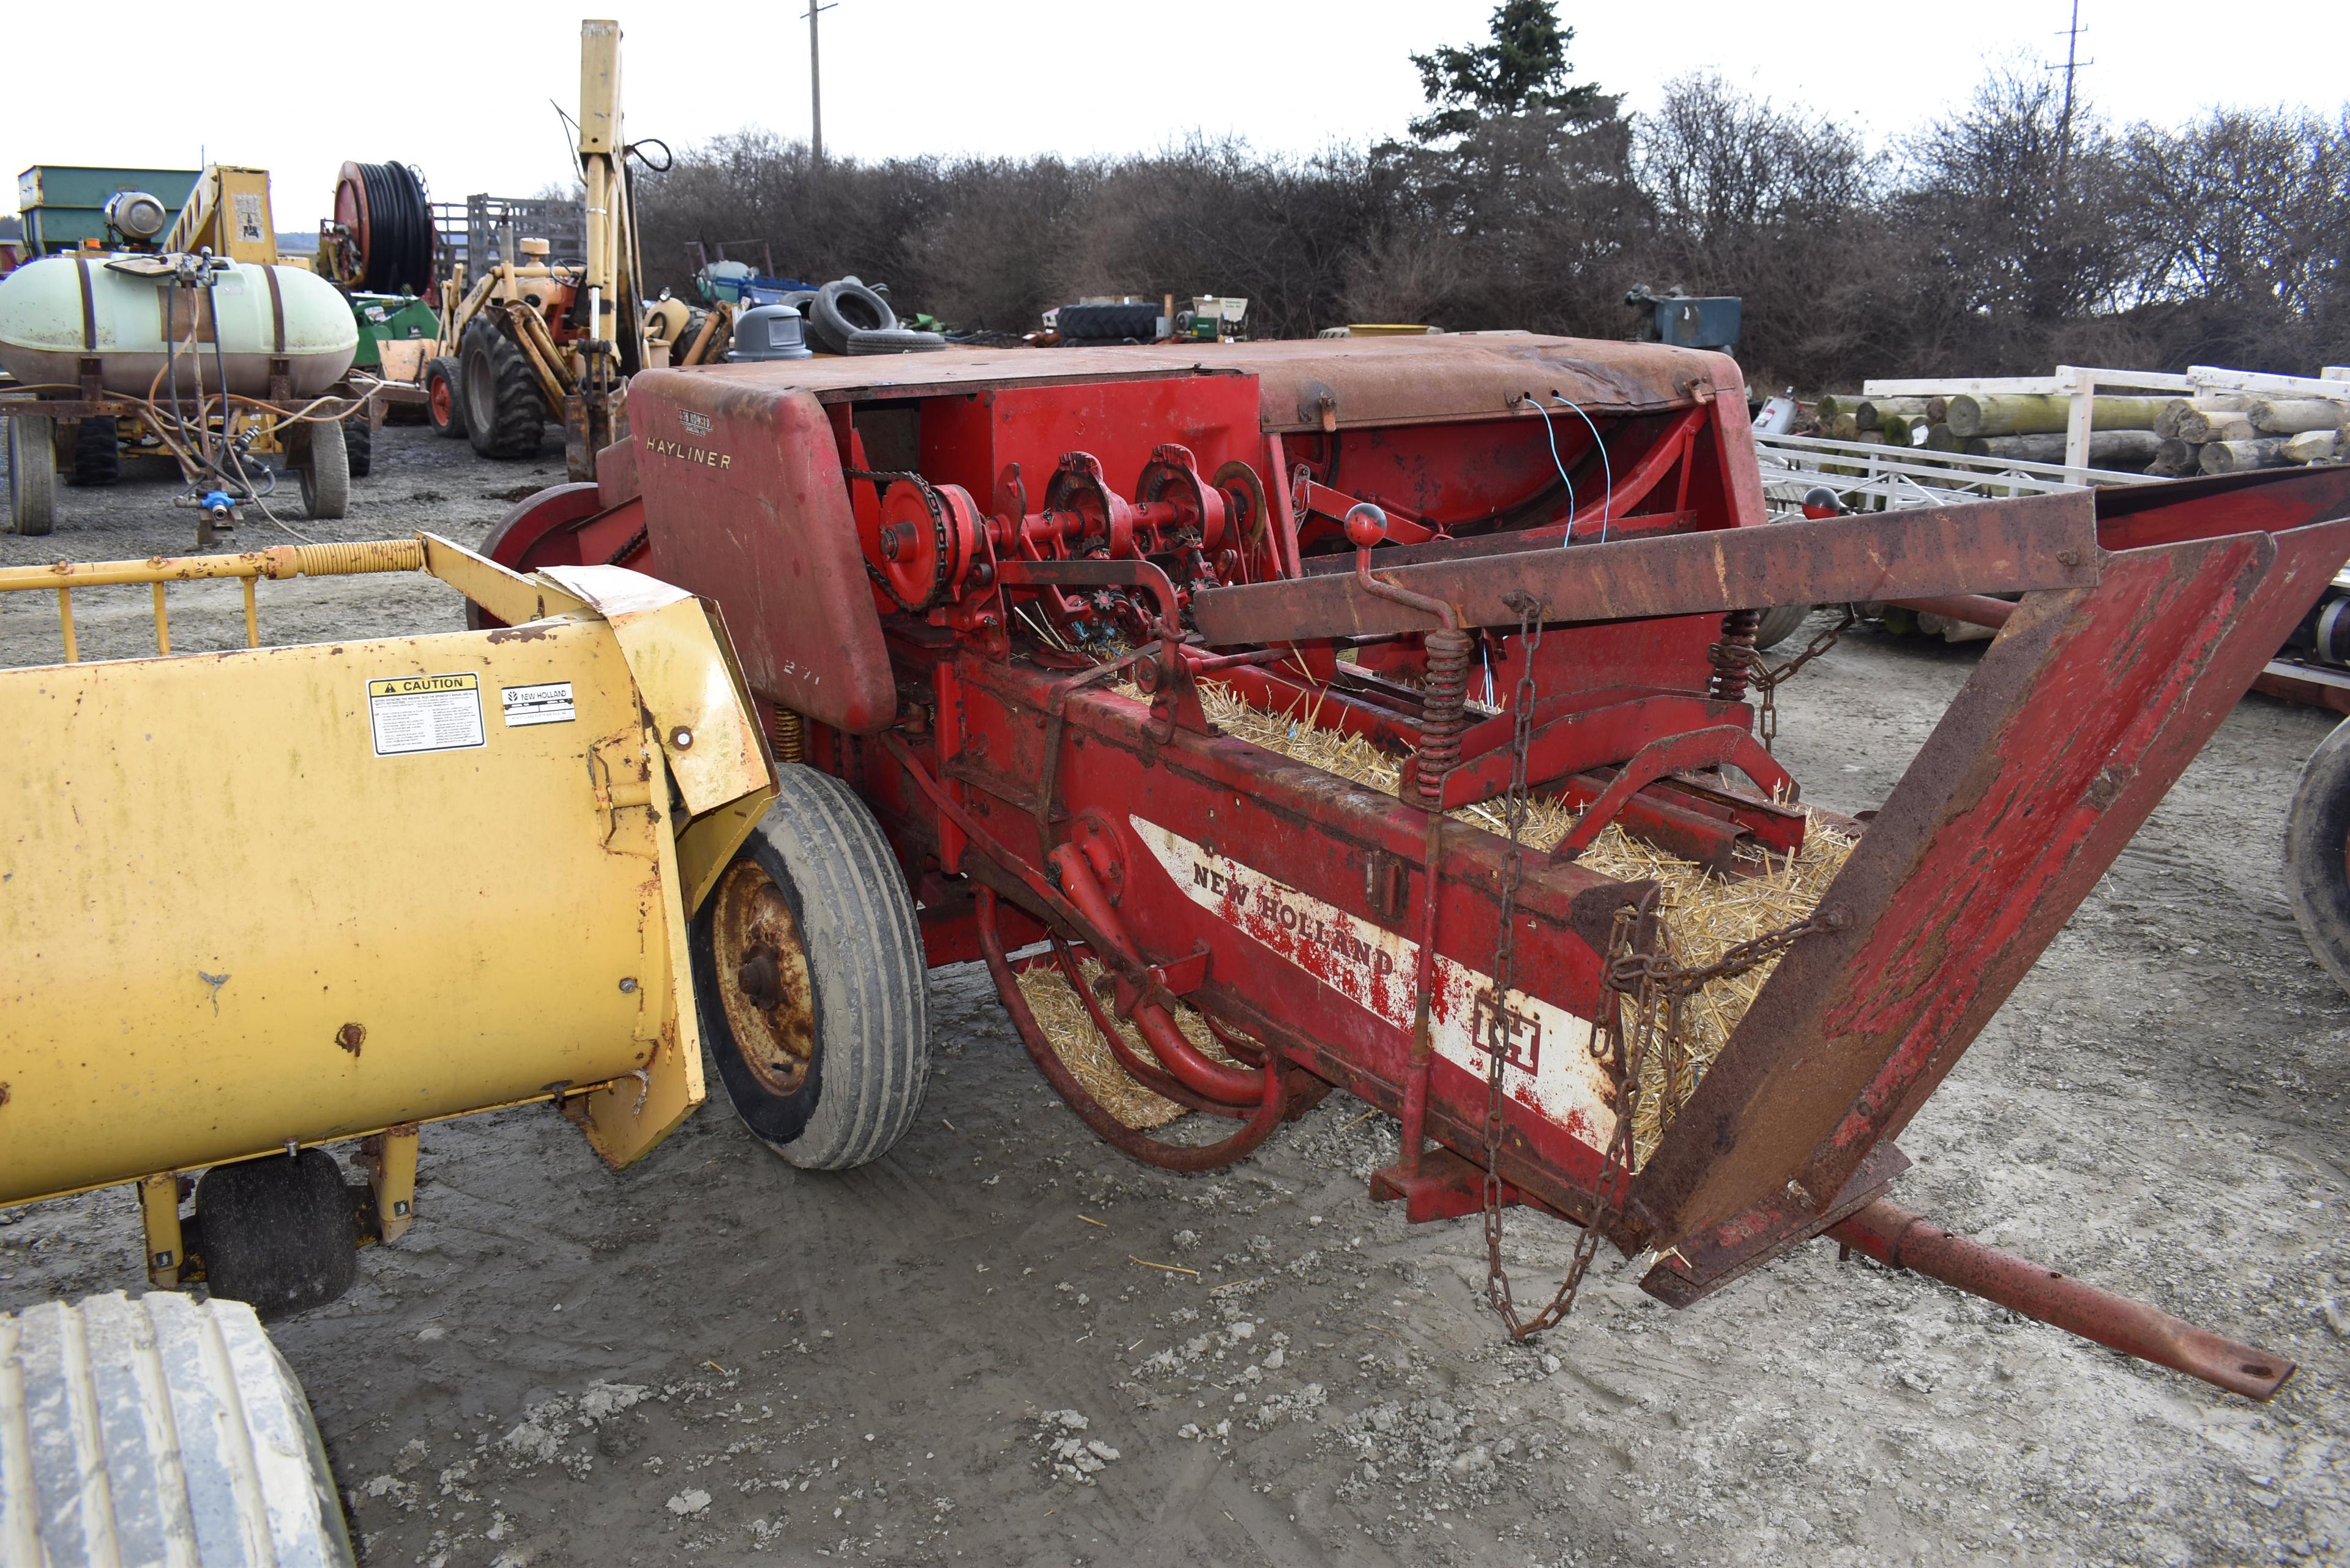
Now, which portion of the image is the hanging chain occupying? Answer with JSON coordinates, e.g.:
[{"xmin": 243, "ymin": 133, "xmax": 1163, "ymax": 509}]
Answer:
[
  {"xmin": 1481, "ymin": 592, "xmax": 1839, "ymax": 1336},
  {"xmin": 1714, "ymin": 606, "xmax": 1857, "ymax": 752}
]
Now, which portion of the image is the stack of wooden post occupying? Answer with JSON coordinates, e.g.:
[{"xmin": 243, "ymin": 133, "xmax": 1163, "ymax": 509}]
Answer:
[{"xmin": 1814, "ymin": 387, "xmax": 2350, "ymax": 476}]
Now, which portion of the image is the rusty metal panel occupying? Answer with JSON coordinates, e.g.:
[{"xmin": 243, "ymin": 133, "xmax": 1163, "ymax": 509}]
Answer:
[
  {"xmin": 1190, "ymin": 491, "xmax": 2100, "ymax": 643},
  {"xmin": 627, "ymin": 377, "xmax": 897, "ymax": 732},
  {"xmin": 2095, "ymin": 461, "xmax": 2350, "ymax": 552},
  {"xmin": 1627, "ymin": 515, "xmax": 2350, "ymax": 1255}
]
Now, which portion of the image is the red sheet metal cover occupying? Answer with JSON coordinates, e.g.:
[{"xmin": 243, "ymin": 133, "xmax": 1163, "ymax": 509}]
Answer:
[{"xmin": 627, "ymin": 370, "xmax": 896, "ymax": 733}]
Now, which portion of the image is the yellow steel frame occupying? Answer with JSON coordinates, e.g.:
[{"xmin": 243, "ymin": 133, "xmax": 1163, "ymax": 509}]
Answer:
[{"xmin": 0, "ymin": 535, "xmax": 776, "ymax": 1286}]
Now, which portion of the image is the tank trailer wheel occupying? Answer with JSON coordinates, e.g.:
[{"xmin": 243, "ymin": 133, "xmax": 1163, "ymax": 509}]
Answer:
[
  {"xmin": 2287, "ymin": 715, "xmax": 2350, "ymax": 996},
  {"xmin": 343, "ymin": 411, "xmax": 374, "ymax": 479},
  {"xmin": 73, "ymin": 414, "xmax": 122, "ymax": 486},
  {"xmin": 425, "ymin": 355, "xmax": 467, "ymax": 439},
  {"xmin": 7, "ymin": 412, "xmax": 57, "ymax": 536},
  {"xmin": 296, "ymin": 419, "xmax": 351, "ymax": 520},
  {"xmin": 693, "ymin": 766, "xmax": 931, "ymax": 1170},
  {"xmin": 461, "ymin": 319, "xmax": 547, "ymax": 460},
  {"xmin": 1, "ymin": 1291, "xmax": 356, "ymax": 1566},
  {"xmin": 191, "ymin": 1149, "xmax": 361, "ymax": 1319}
]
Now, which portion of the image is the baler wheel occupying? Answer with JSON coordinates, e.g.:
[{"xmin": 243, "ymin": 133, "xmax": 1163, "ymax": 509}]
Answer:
[
  {"xmin": 460, "ymin": 319, "xmax": 547, "ymax": 460},
  {"xmin": 2287, "ymin": 715, "xmax": 2350, "ymax": 995},
  {"xmin": 424, "ymin": 355, "xmax": 466, "ymax": 438},
  {"xmin": 1753, "ymin": 602, "xmax": 1812, "ymax": 651},
  {"xmin": 692, "ymin": 766, "xmax": 931, "ymax": 1170}
]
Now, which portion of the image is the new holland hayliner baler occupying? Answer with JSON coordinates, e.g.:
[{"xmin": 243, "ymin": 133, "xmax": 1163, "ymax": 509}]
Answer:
[{"xmin": 485, "ymin": 332, "xmax": 2350, "ymax": 1399}]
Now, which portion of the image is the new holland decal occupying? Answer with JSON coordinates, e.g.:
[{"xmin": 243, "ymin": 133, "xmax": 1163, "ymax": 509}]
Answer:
[{"xmin": 1128, "ymin": 817, "xmax": 1616, "ymax": 1150}]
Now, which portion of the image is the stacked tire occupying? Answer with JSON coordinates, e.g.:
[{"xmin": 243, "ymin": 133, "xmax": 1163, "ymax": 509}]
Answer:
[
  {"xmin": 1055, "ymin": 302, "xmax": 1161, "ymax": 343},
  {"xmin": 802, "ymin": 278, "xmax": 944, "ymax": 356}
]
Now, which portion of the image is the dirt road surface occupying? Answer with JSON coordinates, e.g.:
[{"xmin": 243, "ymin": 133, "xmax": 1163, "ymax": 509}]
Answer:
[{"xmin": 4, "ymin": 425, "xmax": 2346, "ymax": 1566}]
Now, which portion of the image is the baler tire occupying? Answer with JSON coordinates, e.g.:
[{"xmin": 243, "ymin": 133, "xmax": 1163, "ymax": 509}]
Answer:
[
  {"xmin": 193, "ymin": 1149, "xmax": 361, "ymax": 1320},
  {"xmin": 807, "ymin": 278, "xmax": 896, "ymax": 356},
  {"xmin": 460, "ymin": 319, "xmax": 546, "ymax": 460},
  {"xmin": 693, "ymin": 766, "xmax": 930, "ymax": 1170},
  {"xmin": 8, "ymin": 412, "xmax": 56, "ymax": 536},
  {"xmin": 1754, "ymin": 602, "xmax": 1812, "ymax": 651},
  {"xmin": 424, "ymin": 355, "xmax": 467, "ymax": 438},
  {"xmin": 343, "ymin": 411, "xmax": 374, "ymax": 480},
  {"xmin": 0, "ymin": 1291, "xmax": 356, "ymax": 1566},
  {"xmin": 73, "ymin": 414, "xmax": 122, "ymax": 486},
  {"xmin": 296, "ymin": 419, "xmax": 350, "ymax": 520},
  {"xmin": 2286, "ymin": 716, "xmax": 2350, "ymax": 996}
]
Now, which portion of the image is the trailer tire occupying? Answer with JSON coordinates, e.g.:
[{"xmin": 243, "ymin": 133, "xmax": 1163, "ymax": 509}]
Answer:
[
  {"xmin": 2287, "ymin": 715, "xmax": 2350, "ymax": 996},
  {"xmin": 693, "ymin": 766, "xmax": 930, "ymax": 1170},
  {"xmin": 193, "ymin": 1149, "xmax": 360, "ymax": 1319},
  {"xmin": 845, "ymin": 326, "xmax": 949, "ymax": 355},
  {"xmin": 461, "ymin": 319, "xmax": 546, "ymax": 460},
  {"xmin": 1, "ymin": 1291, "xmax": 356, "ymax": 1567},
  {"xmin": 425, "ymin": 355, "xmax": 467, "ymax": 438},
  {"xmin": 1754, "ymin": 602, "xmax": 1812, "ymax": 651},
  {"xmin": 343, "ymin": 411, "xmax": 373, "ymax": 480},
  {"xmin": 806, "ymin": 278, "xmax": 896, "ymax": 356},
  {"xmin": 73, "ymin": 414, "xmax": 121, "ymax": 486},
  {"xmin": 8, "ymin": 412, "xmax": 56, "ymax": 535},
  {"xmin": 297, "ymin": 419, "xmax": 350, "ymax": 520}
]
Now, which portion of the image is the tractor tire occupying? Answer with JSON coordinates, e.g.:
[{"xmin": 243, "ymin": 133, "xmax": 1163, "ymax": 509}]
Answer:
[
  {"xmin": 692, "ymin": 766, "xmax": 930, "ymax": 1170},
  {"xmin": 8, "ymin": 413, "xmax": 57, "ymax": 536},
  {"xmin": 1754, "ymin": 602, "xmax": 1813, "ymax": 652},
  {"xmin": 296, "ymin": 419, "xmax": 350, "ymax": 520},
  {"xmin": 2286, "ymin": 715, "xmax": 2350, "ymax": 996},
  {"xmin": 343, "ymin": 411, "xmax": 373, "ymax": 479},
  {"xmin": 1056, "ymin": 302, "xmax": 1161, "ymax": 342},
  {"xmin": 461, "ymin": 319, "xmax": 546, "ymax": 460},
  {"xmin": 192, "ymin": 1149, "xmax": 360, "ymax": 1319},
  {"xmin": 73, "ymin": 414, "xmax": 121, "ymax": 486},
  {"xmin": 845, "ymin": 326, "xmax": 949, "ymax": 355},
  {"xmin": 424, "ymin": 354, "xmax": 466, "ymax": 438},
  {"xmin": 0, "ymin": 1291, "xmax": 356, "ymax": 1566},
  {"xmin": 806, "ymin": 277, "xmax": 896, "ymax": 356}
]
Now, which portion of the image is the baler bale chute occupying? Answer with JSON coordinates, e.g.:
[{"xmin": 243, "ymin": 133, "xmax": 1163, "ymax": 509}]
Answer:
[{"xmin": 485, "ymin": 332, "xmax": 2345, "ymax": 1398}]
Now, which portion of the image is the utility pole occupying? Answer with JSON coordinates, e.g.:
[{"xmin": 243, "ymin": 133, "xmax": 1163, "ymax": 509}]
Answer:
[
  {"xmin": 2052, "ymin": 0, "xmax": 2085, "ymax": 199},
  {"xmin": 805, "ymin": 1, "xmax": 837, "ymax": 163}
]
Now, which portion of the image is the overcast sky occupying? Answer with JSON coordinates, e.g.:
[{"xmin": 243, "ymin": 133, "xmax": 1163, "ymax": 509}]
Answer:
[{"xmin": 7, "ymin": 1, "xmax": 2343, "ymax": 234}]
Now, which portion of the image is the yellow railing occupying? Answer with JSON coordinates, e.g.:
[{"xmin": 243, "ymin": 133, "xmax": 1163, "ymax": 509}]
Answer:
[{"xmin": 0, "ymin": 539, "xmax": 427, "ymax": 662}]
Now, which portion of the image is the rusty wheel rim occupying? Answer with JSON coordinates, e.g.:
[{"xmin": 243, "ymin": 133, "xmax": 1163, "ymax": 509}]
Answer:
[
  {"xmin": 711, "ymin": 859, "xmax": 816, "ymax": 1096},
  {"xmin": 428, "ymin": 375, "xmax": 453, "ymax": 428}
]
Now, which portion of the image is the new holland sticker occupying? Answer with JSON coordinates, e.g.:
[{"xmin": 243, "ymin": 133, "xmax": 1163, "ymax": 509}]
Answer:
[{"xmin": 1128, "ymin": 816, "xmax": 1616, "ymax": 1150}]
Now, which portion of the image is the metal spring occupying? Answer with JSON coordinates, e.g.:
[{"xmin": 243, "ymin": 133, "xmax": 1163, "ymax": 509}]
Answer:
[
  {"xmin": 1413, "ymin": 629, "xmax": 1473, "ymax": 809},
  {"xmin": 1708, "ymin": 609, "xmax": 1762, "ymax": 702},
  {"xmin": 771, "ymin": 704, "xmax": 806, "ymax": 765}
]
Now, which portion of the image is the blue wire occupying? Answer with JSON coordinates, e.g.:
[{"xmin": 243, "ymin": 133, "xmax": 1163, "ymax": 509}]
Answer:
[
  {"xmin": 1531, "ymin": 399, "xmax": 1577, "ymax": 545},
  {"xmin": 1550, "ymin": 395, "xmax": 1614, "ymax": 543}
]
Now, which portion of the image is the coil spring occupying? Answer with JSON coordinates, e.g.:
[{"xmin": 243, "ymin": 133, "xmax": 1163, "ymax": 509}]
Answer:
[
  {"xmin": 771, "ymin": 704, "xmax": 806, "ymax": 766},
  {"xmin": 1708, "ymin": 609, "xmax": 1762, "ymax": 702},
  {"xmin": 1412, "ymin": 629, "xmax": 1473, "ymax": 810},
  {"xmin": 277, "ymin": 540, "xmax": 426, "ymax": 577}
]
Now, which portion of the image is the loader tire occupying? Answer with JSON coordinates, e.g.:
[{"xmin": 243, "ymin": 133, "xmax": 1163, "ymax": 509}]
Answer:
[
  {"xmin": 461, "ymin": 318, "xmax": 546, "ymax": 460},
  {"xmin": 425, "ymin": 354, "xmax": 466, "ymax": 438},
  {"xmin": 7, "ymin": 412, "xmax": 56, "ymax": 535},
  {"xmin": 296, "ymin": 418, "xmax": 350, "ymax": 520},
  {"xmin": 193, "ymin": 1149, "xmax": 360, "ymax": 1319},
  {"xmin": 0, "ymin": 1291, "xmax": 356, "ymax": 1567},
  {"xmin": 1753, "ymin": 602, "xmax": 1812, "ymax": 651},
  {"xmin": 73, "ymin": 414, "xmax": 121, "ymax": 485},
  {"xmin": 2286, "ymin": 715, "xmax": 2350, "ymax": 996},
  {"xmin": 693, "ymin": 766, "xmax": 930, "ymax": 1170}
]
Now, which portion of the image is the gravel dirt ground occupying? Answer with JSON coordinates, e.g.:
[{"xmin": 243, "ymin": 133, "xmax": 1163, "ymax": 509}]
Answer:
[{"xmin": 4, "ymin": 424, "xmax": 2348, "ymax": 1567}]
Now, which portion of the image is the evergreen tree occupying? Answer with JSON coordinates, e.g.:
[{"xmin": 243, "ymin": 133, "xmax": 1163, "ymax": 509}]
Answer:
[{"xmin": 1408, "ymin": 0, "xmax": 1607, "ymax": 143}]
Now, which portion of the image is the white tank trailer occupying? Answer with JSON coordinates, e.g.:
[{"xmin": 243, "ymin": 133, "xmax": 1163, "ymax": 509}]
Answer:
[{"xmin": 0, "ymin": 253, "xmax": 357, "ymax": 398}]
